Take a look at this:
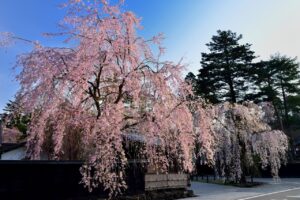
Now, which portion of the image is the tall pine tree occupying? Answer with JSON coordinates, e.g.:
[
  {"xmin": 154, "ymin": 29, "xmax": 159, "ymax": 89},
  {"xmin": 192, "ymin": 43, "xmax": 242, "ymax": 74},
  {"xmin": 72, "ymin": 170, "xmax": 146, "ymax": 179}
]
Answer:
[{"xmin": 196, "ymin": 30, "xmax": 255, "ymax": 103}]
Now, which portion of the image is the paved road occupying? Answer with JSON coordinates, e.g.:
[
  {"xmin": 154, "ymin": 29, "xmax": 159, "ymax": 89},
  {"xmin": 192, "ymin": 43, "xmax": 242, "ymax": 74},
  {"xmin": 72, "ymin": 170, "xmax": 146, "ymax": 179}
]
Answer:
[
  {"xmin": 237, "ymin": 187, "xmax": 300, "ymax": 200},
  {"xmin": 182, "ymin": 178, "xmax": 300, "ymax": 200}
]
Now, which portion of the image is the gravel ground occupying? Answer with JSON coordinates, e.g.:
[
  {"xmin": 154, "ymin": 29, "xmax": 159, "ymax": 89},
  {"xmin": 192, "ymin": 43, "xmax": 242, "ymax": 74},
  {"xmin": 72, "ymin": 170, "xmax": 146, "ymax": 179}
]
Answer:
[{"xmin": 181, "ymin": 178, "xmax": 300, "ymax": 200}]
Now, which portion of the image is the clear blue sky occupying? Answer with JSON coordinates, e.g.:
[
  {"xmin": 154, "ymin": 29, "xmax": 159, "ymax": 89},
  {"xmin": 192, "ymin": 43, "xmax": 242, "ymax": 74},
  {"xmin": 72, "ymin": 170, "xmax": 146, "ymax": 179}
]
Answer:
[{"xmin": 1, "ymin": 0, "xmax": 300, "ymax": 111}]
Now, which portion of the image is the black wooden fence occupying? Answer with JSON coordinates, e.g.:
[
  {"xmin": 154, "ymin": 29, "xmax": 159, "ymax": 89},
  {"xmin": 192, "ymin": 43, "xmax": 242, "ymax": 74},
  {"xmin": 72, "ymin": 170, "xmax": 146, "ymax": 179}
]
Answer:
[
  {"xmin": 0, "ymin": 160, "xmax": 145, "ymax": 199},
  {"xmin": 261, "ymin": 162, "xmax": 300, "ymax": 178}
]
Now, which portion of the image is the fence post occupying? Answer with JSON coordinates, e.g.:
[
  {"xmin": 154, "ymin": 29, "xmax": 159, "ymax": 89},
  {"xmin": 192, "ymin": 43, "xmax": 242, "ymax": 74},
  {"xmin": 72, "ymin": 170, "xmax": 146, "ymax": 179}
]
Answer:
[{"xmin": 0, "ymin": 120, "xmax": 3, "ymax": 159}]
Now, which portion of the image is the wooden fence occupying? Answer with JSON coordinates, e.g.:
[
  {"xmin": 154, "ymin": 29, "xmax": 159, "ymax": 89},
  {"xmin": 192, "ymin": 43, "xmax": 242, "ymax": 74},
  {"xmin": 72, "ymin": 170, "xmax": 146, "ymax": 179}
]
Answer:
[
  {"xmin": 145, "ymin": 174, "xmax": 188, "ymax": 191},
  {"xmin": 0, "ymin": 160, "xmax": 146, "ymax": 199}
]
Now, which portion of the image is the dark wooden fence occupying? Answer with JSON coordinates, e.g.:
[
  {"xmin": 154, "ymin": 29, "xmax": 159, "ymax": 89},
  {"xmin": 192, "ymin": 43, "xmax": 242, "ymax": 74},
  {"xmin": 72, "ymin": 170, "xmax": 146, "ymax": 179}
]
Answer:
[
  {"xmin": 261, "ymin": 162, "xmax": 300, "ymax": 178},
  {"xmin": 0, "ymin": 160, "xmax": 145, "ymax": 199}
]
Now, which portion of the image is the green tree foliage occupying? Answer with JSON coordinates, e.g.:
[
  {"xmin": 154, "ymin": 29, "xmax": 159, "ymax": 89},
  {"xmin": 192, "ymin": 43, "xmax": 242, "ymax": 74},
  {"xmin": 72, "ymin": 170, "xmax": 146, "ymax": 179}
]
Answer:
[
  {"xmin": 185, "ymin": 72, "xmax": 196, "ymax": 87},
  {"xmin": 287, "ymin": 95, "xmax": 300, "ymax": 125},
  {"xmin": 1, "ymin": 99, "xmax": 30, "ymax": 135},
  {"xmin": 253, "ymin": 55, "xmax": 300, "ymax": 129},
  {"xmin": 195, "ymin": 30, "xmax": 255, "ymax": 103},
  {"xmin": 288, "ymin": 95, "xmax": 300, "ymax": 114}
]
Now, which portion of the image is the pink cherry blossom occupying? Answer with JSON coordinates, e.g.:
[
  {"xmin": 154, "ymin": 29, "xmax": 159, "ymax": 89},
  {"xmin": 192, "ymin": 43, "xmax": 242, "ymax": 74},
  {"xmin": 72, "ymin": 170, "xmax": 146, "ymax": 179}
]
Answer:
[
  {"xmin": 11, "ymin": 0, "xmax": 196, "ymax": 197},
  {"xmin": 199, "ymin": 102, "xmax": 288, "ymax": 182},
  {"xmin": 0, "ymin": 0, "xmax": 288, "ymax": 197}
]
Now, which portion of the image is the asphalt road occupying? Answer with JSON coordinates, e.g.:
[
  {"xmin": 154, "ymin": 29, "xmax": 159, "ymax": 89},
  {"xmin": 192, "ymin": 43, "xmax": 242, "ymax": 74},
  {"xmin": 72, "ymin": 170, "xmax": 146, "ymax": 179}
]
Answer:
[
  {"xmin": 237, "ymin": 187, "xmax": 300, "ymax": 200},
  {"xmin": 184, "ymin": 178, "xmax": 300, "ymax": 200}
]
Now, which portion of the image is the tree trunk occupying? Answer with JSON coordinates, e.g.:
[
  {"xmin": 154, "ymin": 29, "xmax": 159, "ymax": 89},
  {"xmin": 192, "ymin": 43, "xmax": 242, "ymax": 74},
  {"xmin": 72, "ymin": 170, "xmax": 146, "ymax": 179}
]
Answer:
[
  {"xmin": 272, "ymin": 101, "xmax": 284, "ymax": 131},
  {"xmin": 224, "ymin": 46, "xmax": 237, "ymax": 103},
  {"xmin": 228, "ymin": 77, "xmax": 237, "ymax": 103},
  {"xmin": 267, "ymin": 77, "xmax": 284, "ymax": 130},
  {"xmin": 280, "ymin": 78, "xmax": 289, "ymax": 128},
  {"xmin": 239, "ymin": 142, "xmax": 247, "ymax": 184}
]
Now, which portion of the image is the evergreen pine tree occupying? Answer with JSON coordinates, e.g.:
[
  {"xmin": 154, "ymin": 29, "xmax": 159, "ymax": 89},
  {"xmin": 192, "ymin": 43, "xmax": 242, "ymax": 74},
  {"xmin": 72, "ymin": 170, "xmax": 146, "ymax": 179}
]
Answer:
[
  {"xmin": 196, "ymin": 30, "xmax": 255, "ymax": 103},
  {"xmin": 253, "ymin": 54, "xmax": 300, "ymax": 129}
]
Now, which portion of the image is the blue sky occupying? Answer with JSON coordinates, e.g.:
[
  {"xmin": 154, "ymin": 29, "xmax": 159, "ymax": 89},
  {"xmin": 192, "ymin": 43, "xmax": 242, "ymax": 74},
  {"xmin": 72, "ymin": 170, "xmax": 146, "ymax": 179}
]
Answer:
[{"xmin": 1, "ymin": 0, "xmax": 300, "ymax": 111}]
